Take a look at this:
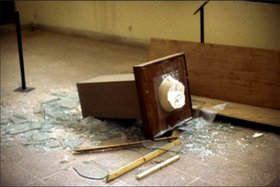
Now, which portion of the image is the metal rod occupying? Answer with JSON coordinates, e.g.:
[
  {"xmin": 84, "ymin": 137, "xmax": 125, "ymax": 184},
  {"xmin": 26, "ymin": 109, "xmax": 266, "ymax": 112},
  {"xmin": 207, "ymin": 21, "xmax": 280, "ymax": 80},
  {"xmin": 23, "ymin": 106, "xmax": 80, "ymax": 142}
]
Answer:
[
  {"xmin": 200, "ymin": 7, "xmax": 204, "ymax": 43},
  {"xmin": 15, "ymin": 11, "xmax": 26, "ymax": 90},
  {"xmin": 193, "ymin": 1, "xmax": 209, "ymax": 43},
  {"xmin": 193, "ymin": 0, "xmax": 209, "ymax": 15}
]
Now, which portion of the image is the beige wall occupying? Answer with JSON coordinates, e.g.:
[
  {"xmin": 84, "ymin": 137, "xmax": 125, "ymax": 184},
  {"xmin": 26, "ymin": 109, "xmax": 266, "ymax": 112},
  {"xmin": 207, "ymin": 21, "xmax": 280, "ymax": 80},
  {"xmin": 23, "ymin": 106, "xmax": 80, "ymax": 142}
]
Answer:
[{"xmin": 16, "ymin": 1, "xmax": 280, "ymax": 50}]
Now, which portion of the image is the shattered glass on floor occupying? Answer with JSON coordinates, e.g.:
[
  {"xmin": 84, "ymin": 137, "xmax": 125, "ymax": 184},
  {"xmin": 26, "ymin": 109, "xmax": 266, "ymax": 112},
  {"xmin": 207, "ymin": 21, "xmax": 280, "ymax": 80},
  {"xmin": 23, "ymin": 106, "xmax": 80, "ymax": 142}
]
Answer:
[
  {"xmin": 178, "ymin": 116, "xmax": 269, "ymax": 160},
  {"xmin": 140, "ymin": 105, "xmax": 268, "ymax": 161},
  {"xmin": 0, "ymin": 90, "xmax": 144, "ymax": 153},
  {"xmin": 0, "ymin": 89, "xmax": 267, "ymax": 162},
  {"xmin": 179, "ymin": 117, "xmax": 237, "ymax": 159}
]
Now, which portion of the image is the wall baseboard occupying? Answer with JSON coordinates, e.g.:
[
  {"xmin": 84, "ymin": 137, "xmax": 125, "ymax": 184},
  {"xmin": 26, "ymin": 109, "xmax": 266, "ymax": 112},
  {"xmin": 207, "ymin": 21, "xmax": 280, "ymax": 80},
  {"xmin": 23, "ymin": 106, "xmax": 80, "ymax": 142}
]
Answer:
[{"xmin": 30, "ymin": 24, "xmax": 149, "ymax": 49}]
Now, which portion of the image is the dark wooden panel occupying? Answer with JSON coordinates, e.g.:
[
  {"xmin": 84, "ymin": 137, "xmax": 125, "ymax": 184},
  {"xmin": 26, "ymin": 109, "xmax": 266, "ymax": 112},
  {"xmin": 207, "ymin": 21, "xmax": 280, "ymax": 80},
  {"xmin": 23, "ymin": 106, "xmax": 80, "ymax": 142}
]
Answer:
[
  {"xmin": 134, "ymin": 53, "xmax": 193, "ymax": 139},
  {"xmin": 149, "ymin": 38, "xmax": 280, "ymax": 110}
]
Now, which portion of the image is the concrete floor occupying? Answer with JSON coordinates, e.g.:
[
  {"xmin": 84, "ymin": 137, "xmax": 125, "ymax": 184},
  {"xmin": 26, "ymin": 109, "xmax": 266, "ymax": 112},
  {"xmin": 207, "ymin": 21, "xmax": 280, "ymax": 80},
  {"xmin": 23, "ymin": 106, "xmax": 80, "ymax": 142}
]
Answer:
[{"xmin": 1, "ymin": 29, "xmax": 280, "ymax": 186}]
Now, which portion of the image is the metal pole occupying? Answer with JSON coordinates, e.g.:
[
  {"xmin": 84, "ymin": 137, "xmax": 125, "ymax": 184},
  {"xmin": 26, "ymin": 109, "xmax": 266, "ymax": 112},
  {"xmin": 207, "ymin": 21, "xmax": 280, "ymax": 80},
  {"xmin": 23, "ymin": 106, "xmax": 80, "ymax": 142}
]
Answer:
[
  {"xmin": 14, "ymin": 11, "xmax": 34, "ymax": 92},
  {"xmin": 200, "ymin": 7, "xmax": 204, "ymax": 43},
  {"xmin": 193, "ymin": 1, "xmax": 209, "ymax": 43},
  {"xmin": 15, "ymin": 11, "xmax": 26, "ymax": 89}
]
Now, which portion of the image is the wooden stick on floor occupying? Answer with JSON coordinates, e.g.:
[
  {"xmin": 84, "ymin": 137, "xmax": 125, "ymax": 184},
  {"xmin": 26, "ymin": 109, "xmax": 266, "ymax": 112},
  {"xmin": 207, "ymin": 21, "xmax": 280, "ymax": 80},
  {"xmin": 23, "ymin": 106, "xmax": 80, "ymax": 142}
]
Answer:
[
  {"xmin": 73, "ymin": 135, "xmax": 178, "ymax": 154},
  {"xmin": 73, "ymin": 140, "xmax": 148, "ymax": 153},
  {"xmin": 136, "ymin": 155, "xmax": 180, "ymax": 180},
  {"xmin": 106, "ymin": 139, "xmax": 181, "ymax": 183}
]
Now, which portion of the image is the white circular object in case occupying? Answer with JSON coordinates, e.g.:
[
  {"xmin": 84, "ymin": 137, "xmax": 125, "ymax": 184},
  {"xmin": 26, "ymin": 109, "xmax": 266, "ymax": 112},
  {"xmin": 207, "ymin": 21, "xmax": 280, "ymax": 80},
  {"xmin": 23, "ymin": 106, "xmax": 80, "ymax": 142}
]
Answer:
[{"xmin": 158, "ymin": 75, "xmax": 185, "ymax": 112}]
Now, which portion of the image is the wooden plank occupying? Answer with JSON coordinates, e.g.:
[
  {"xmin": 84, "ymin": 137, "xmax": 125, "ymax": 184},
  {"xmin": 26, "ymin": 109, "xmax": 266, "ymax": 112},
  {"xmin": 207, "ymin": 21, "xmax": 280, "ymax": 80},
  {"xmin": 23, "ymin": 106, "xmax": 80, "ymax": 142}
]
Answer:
[
  {"xmin": 192, "ymin": 95, "xmax": 280, "ymax": 127},
  {"xmin": 106, "ymin": 139, "xmax": 181, "ymax": 182},
  {"xmin": 136, "ymin": 155, "xmax": 180, "ymax": 180},
  {"xmin": 73, "ymin": 135, "xmax": 178, "ymax": 154},
  {"xmin": 149, "ymin": 38, "xmax": 280, "ymax": 110},
  {"xmin": 133, "ymin": 53, "xmax": 193, "ymax": 139}
]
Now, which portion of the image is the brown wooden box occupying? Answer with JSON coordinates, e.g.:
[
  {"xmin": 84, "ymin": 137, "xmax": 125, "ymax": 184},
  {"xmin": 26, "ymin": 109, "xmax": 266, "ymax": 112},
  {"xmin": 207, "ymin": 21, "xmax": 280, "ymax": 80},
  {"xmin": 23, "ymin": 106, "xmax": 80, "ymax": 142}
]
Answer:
[{"xmin": 76, "ymin": 74, "xmax": 141, "ymax": 119}]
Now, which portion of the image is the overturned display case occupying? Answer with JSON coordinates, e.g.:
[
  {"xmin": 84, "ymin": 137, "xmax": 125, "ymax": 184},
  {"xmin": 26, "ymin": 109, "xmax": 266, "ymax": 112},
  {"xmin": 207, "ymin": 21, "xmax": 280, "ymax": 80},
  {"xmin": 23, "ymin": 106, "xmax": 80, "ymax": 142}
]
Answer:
[
  {"xmin": 77, "ymin": 53, "xmax": 193, "ymax": 139},
  {"xmin": 133, "ymin": 53, "xmax": 193, "ymax": 138}
]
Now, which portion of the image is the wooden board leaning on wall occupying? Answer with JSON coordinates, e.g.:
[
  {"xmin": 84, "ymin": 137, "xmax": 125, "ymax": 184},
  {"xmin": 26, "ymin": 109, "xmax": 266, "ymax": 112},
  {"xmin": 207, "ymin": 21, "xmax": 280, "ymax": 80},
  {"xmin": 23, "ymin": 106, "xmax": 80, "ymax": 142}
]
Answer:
[
  {"xmin": 148, "ymin": 38, "xmax": 280, "ymax": 127},
  {"xmin": 149, "ymin": 38, "xmax": 280, "ymax": 110}
]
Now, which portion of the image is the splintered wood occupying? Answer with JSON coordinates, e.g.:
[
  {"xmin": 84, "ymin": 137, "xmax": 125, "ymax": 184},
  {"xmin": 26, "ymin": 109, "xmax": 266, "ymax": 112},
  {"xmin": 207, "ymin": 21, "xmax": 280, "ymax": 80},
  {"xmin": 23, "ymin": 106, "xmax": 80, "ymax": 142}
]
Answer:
[{"xmin": 106, "ymin": 139, "xmax": 181, "ymax": 182}]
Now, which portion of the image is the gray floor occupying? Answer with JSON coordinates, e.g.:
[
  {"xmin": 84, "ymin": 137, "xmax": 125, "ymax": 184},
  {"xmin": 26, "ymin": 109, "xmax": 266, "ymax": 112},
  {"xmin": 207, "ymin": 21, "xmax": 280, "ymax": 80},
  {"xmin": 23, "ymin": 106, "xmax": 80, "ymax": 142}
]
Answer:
[{"xmin": 1, "ymin": 29, "xmax": 280, "ymax": 186}]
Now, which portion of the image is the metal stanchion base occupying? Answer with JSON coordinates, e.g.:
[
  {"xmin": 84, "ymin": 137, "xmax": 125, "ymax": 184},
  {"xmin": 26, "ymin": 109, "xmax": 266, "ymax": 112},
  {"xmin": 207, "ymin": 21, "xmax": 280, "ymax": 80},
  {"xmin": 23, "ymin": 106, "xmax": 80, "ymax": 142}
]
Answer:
[{"xmin": 14, "ymin": 87, "xmax": 35, "ymax": 92}]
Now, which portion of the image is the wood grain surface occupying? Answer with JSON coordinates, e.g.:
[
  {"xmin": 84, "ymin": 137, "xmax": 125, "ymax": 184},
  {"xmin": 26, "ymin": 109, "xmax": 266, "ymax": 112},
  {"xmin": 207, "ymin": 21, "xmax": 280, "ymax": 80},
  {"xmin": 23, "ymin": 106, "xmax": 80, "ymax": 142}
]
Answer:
[{"xmin": 149, "ymin": 38, "xmax": 280, "ymax": 110}]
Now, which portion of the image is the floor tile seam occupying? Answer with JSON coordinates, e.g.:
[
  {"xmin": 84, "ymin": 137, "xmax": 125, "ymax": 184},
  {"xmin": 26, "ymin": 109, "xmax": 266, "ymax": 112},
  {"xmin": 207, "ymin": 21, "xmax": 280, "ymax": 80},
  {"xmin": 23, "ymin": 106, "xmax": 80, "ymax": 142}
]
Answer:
[
  {"xmin": 217, "ymin": 152, "xmax": 276, "ymax": 174},
  {"xmin": 0, "ymin": 152, "xmax": 13, "ymax": 164},
  {"xmin": 17, "ymin": 150, "xmax": 37, "ymax": 164},
  {"xmin": 17, "ymin": 150, "xmax": 44, "ymax": 165},
  {"xmin": 40, "ymin": 169, "xmax": 65, "ymax": 182},
  {"xmin": 190, "ymin": 177, "xmax": 210, "ymax": 186},
  {"xmin": 212, "ymin": 152, "xmax": 253, "ymax": 167},
  {"xmin": 16, "ymin": 151, "xmax": 73, "ymax": 180},
  {"xmin": 41, "ymin": 168, "xmax": 112, "ymax": 186},
  {"xmin": 13, "ymin": 161, "xmax": 42, "ymax": 185},
  {"xmin": 199, "ymin": 160, "xmax": 276, "ymax": 186},
  {"xmin": 110, "ymin": 178, "xmax": 130, "ymax": 186},
  {"xmin": 168, "ymin": 165, "xmax": 200, "ymax": 184},
  {"xmin": 24, "ymin": 176, "xmax": 47, "ymax": 186},
  {"xmin": 185, "ymin": 177, "xmax": 200, "ymax": 186}
]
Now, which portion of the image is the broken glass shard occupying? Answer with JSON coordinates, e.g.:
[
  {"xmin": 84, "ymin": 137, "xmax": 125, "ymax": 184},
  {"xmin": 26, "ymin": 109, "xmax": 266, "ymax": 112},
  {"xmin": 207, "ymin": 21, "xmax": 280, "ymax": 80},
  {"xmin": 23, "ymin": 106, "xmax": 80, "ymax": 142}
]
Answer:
[
  {"xmin": 46, "ymin": 140, "xmax": 61, "ymax": 148},
  {"xmin": 0, "ymin": 118, "xmax": 9, "ymax": 125},
  {"xmin": 178, "ymin": 117, "xmax": 240, "ymax": 159},
  {"xmin": 44, "ymin": 105, "xmax": 79, "ymax": 122},
  {"xmin": 58, "ymin": 97, "xmax": 79, "ymax": 109},
  {"xmin": 40, "ymin": 96, "xmax": 60, "ymax": 104},
  {"xmin": 6, "ymin": 122, "xmax": 42, "ymax": 135},
  {"xmin": 33, "ymin": 103, "xmax": 42, "ymax": 114},
  {"xmin": 51, "ymin": 91, "xmax": 69, "ymax": 97},
  {"xmin": 73, "ymin": 160, "xmax": 108, "ymax": 180},
  {"xmin": 9, "ymin": 114, "xmax": 29, "ymax": 124},
  {"xmin": 40, "ymin": 121, "xmax": 54, "ymax": 131},
  {"xmin": 29, "ymin": 132, "xmax": 53, "ymax": 142},
  {"xmin": 62, "ymin": 134, "xmax": 84, "ymax": 149}
]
